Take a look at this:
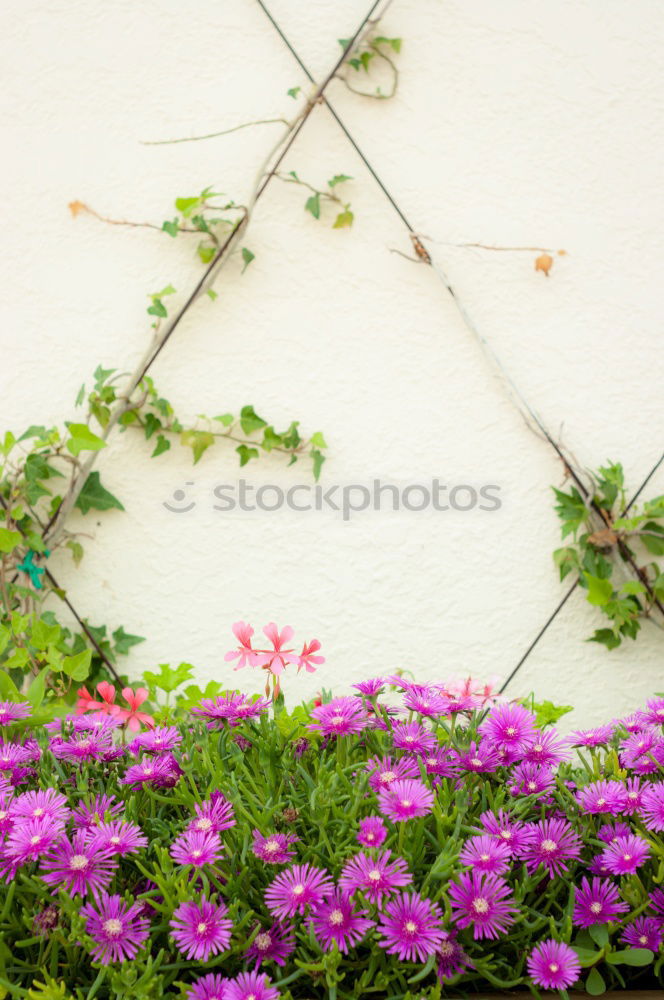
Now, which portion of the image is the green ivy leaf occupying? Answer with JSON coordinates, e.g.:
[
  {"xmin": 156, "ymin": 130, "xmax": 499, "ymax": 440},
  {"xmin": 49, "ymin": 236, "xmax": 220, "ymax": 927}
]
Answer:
[
  {"xmin": 287, "ymin": 87, "xmax": 301, "ymax": 99},
  {"xmin": 589, "ymin": 628, "xmax": 622, "ymax": 650},
  {"xmin": 261, "ymin": 426, "xmax": 283, "ymax": 452},
  {"xmin": 143, "ymin": 661, "xmax": 194, "ymax": 694},
  {"xmin": 241, "ymin": 247, "xmax": 255, "ymax": 273},
  {"xmin": 532, "ymin": 699, "xmax": 574, "ymax": 728},
  {"xmin": 641, "ymin": 520, "xmax": 664, "ymax": 555},
  {"xmin": 174, "ymin": 196, "xmax": 201, "ymax": 217},
  {"xmin": 312, "ymin": 449, "xmax": 325, "ymax": 482},
  {"xmin": 75, "ymin": 384, "xmax": 85, "ymax": 407},
  {"xmin": 66, "ymin": 539, "xmax": 84, "ymax": 566},
  {"xmin": 333, "ymin": 209, "xmax": 354, "ymax": 229},
  {"xmin": 65, "ymin": 423, "xmax": 106, "ymax": 457},
  {"xmin": 305, "ymin": 193, "xmax": 321, "ymax": 220},
  {"xmin": 583, "ymin": 573, "xmax": 614, "ymax": 606},
  {"xmin": 328, "ymin": 174, "xmax": 353, "ymax": 188},
  {"xmin": 0, "ymin": 670, "xmax": 22, "ymax": 701},
  {"xmin": 162, "ymin": 218, "xmax": 179, "ymax": 237},
  {"xmin": 310, "ymin": 431, "xmax": 328, "ymax": 449},
  {"xmin": 74, "ymin": 472, "xmax": 125, "ymax": 515},
  {"xmin": 181, "ymin": 430, "xmax": 215, "ymax": 465},
  {"xmin": 197, "ymin": 244, "xmax": 216, "ymax": 264},
  {"xmin": 112, "ymin": 626, "xmax": 145, "ymax": 657},
  {"xmin": 151, "ymin": 434, "xmax": 171, "ymax": 458},
  {"xmin": 143, "ymin": 413, "xmax": 161, "ymax": 440},
  {"xmin": 239, "ymin": 406, "xmax": 267, "ymax": 436},
  {"xmin": 214, "ymin": 414, "xmax": 234, "ymax": 427},
  {"xmin": 61, "ymin": 649, "xmax": 92, "ymax": 681},
  {"xmin": 147, "ymin": 299, "xmax": 168, "ymax": 318},
  {"xmin": 0, "ymin": 528, "xmax": 22, "ymax": 553},
  {"xmin": 236, "ymin": 445, "xmax": 259, "ymax": 467}
]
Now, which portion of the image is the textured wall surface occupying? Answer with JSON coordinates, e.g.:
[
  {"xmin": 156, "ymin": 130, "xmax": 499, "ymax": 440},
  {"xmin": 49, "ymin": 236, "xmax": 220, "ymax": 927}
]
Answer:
[{"xmin": 1, "ymin": 0, "xmax": 663, "ymax": 726}]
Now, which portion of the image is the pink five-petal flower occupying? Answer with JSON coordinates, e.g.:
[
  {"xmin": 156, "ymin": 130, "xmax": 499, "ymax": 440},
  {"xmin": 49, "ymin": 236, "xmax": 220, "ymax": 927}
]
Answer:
[
  {"xmin": 75, "ymin": 687, "xmax": 102, "ymax": 715},
  {"xmin": 297, "ymin": 639, "xmax": 325, "ymax": 674},
  {"xmin": 260, "ymin": 623, "xmax": 298, "ymax": 675},
  {"xmin": 224, "ymin": 622, "xmax": 258, "ymax": 670},
  {"xmin": 112, "ymin": 688, "xmax": 154, "ymax": 732}
]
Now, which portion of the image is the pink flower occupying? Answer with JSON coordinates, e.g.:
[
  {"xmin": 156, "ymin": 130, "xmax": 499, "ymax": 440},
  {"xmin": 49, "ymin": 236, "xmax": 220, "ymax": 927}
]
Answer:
[
  {"xmin": 224, "ymin": 622, "xmax": 259, "ymax": 670},
  {"xmin": 259, "ymin": 624, "xmax": 298, "ymax": 675},
  {"xmin": 111, "ymin": 688, "xmax": 154, "ymax": 732},
  {"xmin": 297, "ymin": 639, "xmax": 325, "ymax": 674},
  {"xmin": 75, "ymin": 681, "xmax": 117, "ymax": 716}
]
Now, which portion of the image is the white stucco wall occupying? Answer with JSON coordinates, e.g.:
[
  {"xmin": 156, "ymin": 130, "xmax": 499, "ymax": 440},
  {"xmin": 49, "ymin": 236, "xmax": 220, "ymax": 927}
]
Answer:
[{"xmin": 1, "ymin": 0, "xmax": 663, "ymax": 727}]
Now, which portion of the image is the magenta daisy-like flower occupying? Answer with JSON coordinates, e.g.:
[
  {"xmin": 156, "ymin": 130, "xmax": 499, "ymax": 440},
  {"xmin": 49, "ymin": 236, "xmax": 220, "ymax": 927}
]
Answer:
[
  {"xmin": 527, "ymin": 939, "xmax": 581, "ymax": 991},
  {"xmin": 189, "ymin": 791, "xmax": 236, "ymax": 835},
  {"xmin": 454, "ymin": 741, "xmax": 500, "ymax": 774},
  {"xmin": 265, "ymin": 863, "xmax": 333, "ymax": 917},
  {"xmin": 186, "ymin": 974, "xmax": 231, "ymax": 1000},
  {"xmin": 225, "ymin": 972, "xmax": 278, "ymax": 1000},
  {"xmin": 391, "ymin": 721, "xmax": 437, "ymax": 756},
  {"xmin": 2, "ymin": 816, "xmax": 62, "ymax": 866},
  {"xmin": 619, "ymin": 730, "xmax": 664, "ymax": 774},
  {"xmin": 366, "ymin": 755, "xmax": 419, "ymax": 794},
  {"xmin": 170, "ymin": 830, "xmax": 223, "ymax": 869},
  {"xmin": 121, "ymin": 755, "xmax": 180, "ymax": 788},
  {"xmin": 80, "ymin": 891, "xmax": 150, "ymax": 964},
  {"xmin": 422, "ymin": 748, "xmax": 456, "ymax": 778},
  {"xmin": 0, "ymin": 791, "xmax": 13, "ymax": 835},
  {"xmin": 459, "ymin": 835, "xmax": 511, "ymax": 875},
  {"xmin": 576, "ymin": 780, "xmax": 627, "ymax": 815},
  {"xmin": 639, "ymin": 782, "xmax": 664, "ymax": 831},
  {"xmin": 622, "ymin": 916, "xmax": 664, "ymax": 951},
  {"xmin": 600, "ymin": 834, "xmax": 650, "ymax": 875},
  {"xmin": 436, "ymin": 929, "xmax": 470, "ymax": 981},
  {"xmin": 571, "ymin": 725, "xmax": 615, "ymax": 747},
  {"xmin": 309, "ymin": 697, "xmax": 367, "ymax": 737},
  {"xmin": 192, "ymin": 692, "xmax": 270, "ymax": 729},
  {"xmin": 650, "ymin": 888, "xmax": 664, "ymax": 916},
  {"xmin": 356, "ymin": 816, "xmax": 387, "ymax": 848},
  {"xmin": 0, "ymin": 701, "xmax": 31, "ymax": 726},
  {"xmin": 309, "ymin": 890, "xmax": 374, "ymax": 953},
  {"xmin": 377, "ymin": 891, "xmax": 444, "ymax": 962},
  {"xmin": 377, "ymin": 778, "xmax": 434, "ymax": 823},
  {"xmin": 521, "ymin": 818, "xmax": 583, "ymax": 878},
  {"xmin": 252, "ymin": 830, "xmax": 298, "ymax": 865},
  {"xmin": 51, "ymin": 728, "xmax": 115, "ymax": 763},
  {"xmin": 622, "ymin": 778, "xmax": 644, "ymax": 814},
  {"xmin": 597, "ymin": 821, "xmax": 631, "ymax": 844},
  {"xmin": 72, "ymin": 795, "xmax": 123, "ymax": 830},
  {"xmin": 402, "ymin": 687, "xmax": 450, "ymax": 718},
  {"xmin": 11, "ymin": 788, "xmax": 69, "ymax": 827},
  {"xmin": 340, "ymin": 850, "xmax": 411, "ymax": 903},
  {"xmin": 521, "ymin": 730, "xmax": 570, "ymax": 767},
  {"xmin": 478, "ymin": 703, "xmax": 536, "ymax": 751},
  {"xmin": 170, "ymin": 898, "xmax": 232, "ymax": 960},
  {"xmin": 129, "ymin": 726, "xmax": 182, "ymax": 755},
  {"xmin": 478, "ymin": 810, "xmax": 529, "ymax": 857},
  {"xmin": 352, "ymin": 677, "xmax": 385, "ymax": 697},
  {"xmin": 573, "ymin": 877, "xmax": 629, "ymax": 928},
  {"xmin": 40, "ymin": 830, "xmax": 116, "ymax": 897},
  {"xmin": 0, "ymin": 741, "xmax": 38, "ymax": 770},
  {"xmin": 510, "ymin": 762, "xmax": 555, "ymax": 797},
  {"xmin": 245, "ymin": 921, "xmax": 295, "ymax": 968},
  {"xmin": 449, "ymin": 871, "xmax": 517, "ymax": 940},
  {"xmin": 638, "ymin": 697, "xmax": 664, "ymax": 727},
  {"xmin": 92, "ymin": 820, "xmax": 147, "ymax": 857}
]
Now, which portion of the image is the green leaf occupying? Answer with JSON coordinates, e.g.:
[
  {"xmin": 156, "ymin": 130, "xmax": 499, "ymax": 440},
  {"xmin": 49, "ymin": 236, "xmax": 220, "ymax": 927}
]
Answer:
[
  {"xmin": 143, "ymin": 413, "xmax": 161, "ymax": 440},
  {"xmin": 60, "ymin": 649, "xmax": 92, "ymax": 681},
  {"xmin": 312, "ymin": 448, "xmax": 325, "ymax": 482},
  {"xmin": 66, "ymin": 539, "xmax": 84, "ymax": 566},
  {"xmin": 0, "ymin": 527, "xmax": 22, "ymax": 553},
  {"xmin": 112, "ymin": 626, "xmax": 145, "ymax": 657},
  {"xmin": 589, "ymin": 628, "xmax": 622, "ymax": 650},
  {"xmin": 206, "ymin": 288, "xmax": 218, "ymax": 302},
  {"xmin": 26, "ymin": 667, "xmax": 50, "ymax": 710},
  {"xmin": 65, "ymin": 423, "xmax": 106, "ymax": 457},
  {"xmin": 583, "ymin": 572, "xmax": 614, "ymax": 606},
  {"xmin": 261, "ymin": 426, "xmax": 283, "ymax": 452},
  {"xmin": 236, "ymin": 444, "xmax": 259, "ymax": 467},
  {"xmin": 197, "ymin": 244, "xmax": 216, "ymax": 264},
  {"xmin": 588, "ymin": 924, "xmax": 609, "ymax": 949},
  {"xmin": 30, "ymin": 617, "xmax": 62, "ymax": 651},
  {"xmin": 239, "ymin": 405, "xmax": 267, "ymax": 436},
  {"xmin": 532, "ymin": 699, "xmax": 574, "ymax": 728},
  {"xmin": 214, "ymin": 414, "xmax": 234, "ymax": 427},
  {"xmin": 162, "ymin": 218, "xmax": 179, "ymax": 237},
  {"xmin": 75, "ymin": 384, "xmax": 85, "ymax": 407},
  {"xmin": 332, "ymin": 210, "xmax": 354, "ymax": 229},
  {"xmin": 241, "ymin": 247, "xmax": 255, "ymax": 273},
  {"xmin": 174, "ymin": 196, "xmax": 201, "ymax": 217},
  {"xmin": 641, "ymin": 520, "xmax": 664, "ymax": 555},
  {"xmin": 287, "ymin": 86, "xmax": 301, "ymax": 99},
  {"xmin": 147, "ymin": 299, "xmax": 168, "ymax": 319},
  {"xmin": 328, "ymin": 174, "xmax": 353, "ymax": 188},
  {"xmin": 305, "ymin": 193, "xmax": 321, "ymax": 219},
  {"xmin": 570, "ymin": 946, "xmax": 603, "ymax": 968},
  {"xmin": 74, "ymin": 472, "xmax": 125, "ymax": 514},
  {"xmin": 310, "ymin": 431, "xmax": 328, "ymax": 449},
  {"xmin": 0, "ymin": 670, "xmax": 21, "ymax": 701},
  {"xmin": 151, "ymin": 434, "xmax": 171, "ymax": 458},
  {"xmin": 620, "ymin": 580, "xmax": 647, "ymax": 595},
  {"xmin": 93, "ymin": 365, "xmax": 116, "ymax": 391},
  {"xmin": 180, "ymin": 430, "xmax": 215, "ymax": 465},
  {"xmin": 585, "ymin": 967, "xmax": 606, "ymax": 996},
  {"xmin": 375, "ymin": 35, "xmax": 402, "ymax": 52},
  {"xmin": 143, "ymin": 661, "xmax": 194, "ymax": 694},
  {"xmin": 606, "ymin": 947, "xmax": 653, "ymax": 966},
  {"xmin": 553, "ymin": 545, "xmax": 579, "ymax": 581}
]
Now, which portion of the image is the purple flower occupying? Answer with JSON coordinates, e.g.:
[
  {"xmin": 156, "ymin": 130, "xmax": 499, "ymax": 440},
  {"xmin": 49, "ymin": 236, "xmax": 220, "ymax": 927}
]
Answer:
[
  {"xmin": 402, "ymin": 687, "xmax": 450, "ymax": 718},
  {"xmin": 309, "ymin": 697, "xmax": 367, "ymax": 737},
  {"xmin": 622, "ymin": 778, "xmax": 644, "ymax": 814},
  {"xmin": 521, "ymin": 818, "xmax": 583, "ymax": 878},
  {"xmin": 639, "ymin": 783, "xmax": 664, "ymax": 831},
  {"xmin": 252, "ymin": 830, "xmax": 298, "ymax": 865},
  {"xmin": 478, "ymin": 703, "xmax": 536, "ymax": 751},
  {"xmin": 225, "ymin": 972, "xmax": 278, "ymax": 1000},
  {"xmin": 192, "ymin": 693, "xmax": 270, "ymax": 729},
  {"xmin": 265, "ymin": 863, "xmax": 334, "ymax": 917},
  {"xmin": 477, "ymin": 810, "xmax": 529, "ymax": 857},
  {"xmin": 366, "ymin": 755, "xmax": 419, "ymax": 793},
  {"xmin": 576, "ymin": 780, "xmax": 627, "ymax": 815},
  {"xmin": 0, "ymin": 741, "xmax": 38, "ymax": 770},
  {"xmin": 309, "ymin": 890, "xmax": 373, "ymax": 953},
  {"xmin": 189, "ymin": 792, "xmax": 236, "ymax": 834},
  {"xmin": 170, "ymin": 830, "xmax": 223, "ymax": 868},
  {"xmin": 391, "ymin": 721, "xmax": 437, "ymax": 755},
  {"xmin": 340, "ymin": 850, "xmax": 411, "ymax": 903},
  {"xmin": 72, "ymin": 795, "xmax": 123, "ymax": 830},
  {"xmin": 436, "ymin": 929, "xmax": 470, "ymax": 980},
  {"xmin": 0, "ymin": 701, "xmax": 31, "ymax": 726},
  {"xmin": 10, "ymin": 788, "xmax": 69, "ymax": 827},
  {"xmin": 573, "ymin": 877, "xmax": 629, "ymax": 928},
  {"xmin": 449, "ymin": 871, "xmax": 517, "ymax": 940},
  {"xmin": 600, "ymin": 834, "xmax": 650, "ymax": 875},
  {"xmin": 356, "ymin": 816, "xmax": 387, "ymax": 848},
  {"xmin": 51, "ymin": 729, "xmax": 115, "ymax": 763},
  {"xmin": 527, "ymin": 939, "xmax": 581, "ymax": 991},
  {"xmin": 92, "ymin": 820, "xmax": 147, "ymax": 857},
  {"xmin": 377, "ymin": 778, "xmax": 434, "ymax": 823},
  {"xmin": 121, "ymin": 755, "xmax": 180, "ymax": 789},
  {"xmin": 80, "ymin": 892, "xmax": 150, "ymax": 964},
  {"xmin": 0, "ymin": 790, "xmax": 13, "ymax": 835},
  {"xmin": 186, "ymin": 974, "xmax": 231, "ymax": 1000},
  {"xmin": 620, "ymin": 730, "xmax": 664, "ymax": 774},
  {"xmin": 129, "ymin": 726, "xmax": 181, "ymax": 755},
  {"xmin": 170, "ymin": 898, "xmax": 232, "ymax": 960},
  {"xmin": 245, "ymin": 922, "xmax": 295, "ymax": 968},
  {"xmin": 459, "ymin": 835, "xmax": 511, "ymax": 875},
  {"xmin": 377, "ymin": 891, "xmax": 444, "ymax": 962},
  {"xmin": 40, "ymin": 830, "xmax": 116, "ymax": 897},
  {"xmin": 422, "ymin": 748, "xmax": 456, "ymax": 778},
  {"xmin": 521, "ymin": 730, "xmax": 570, "ymax": 767},
  {"xmin": 597, "ymin": 821, "xmax": 631, "ymax": 844},
  {"xmin": 571, "ymin": 725, "xmax": 615, "ymax": 747},
  {"xmin": 638, "ymin": 697, "xmax": 664, "ymax": 727},
  {"xmin": 454, "ymin": 741, "xmax": 500, "ymax": 774},
  {"xmin": 2, "ymin": 816, "xmax": 62, "ymax": 867},
  {"xmin": 510, "ymin": 762, "xmax": 555, "ymax": 797},
  {"xmin": 622, "ymin": 916, "xmax": 663, "ymax": 951},
  {"xmin": 352, "ymin": 677, "xmax": 385, "ymax": 696},
  {"xmin": 650, "ymin": 888, "xmax": 664, "ymax": 916}
]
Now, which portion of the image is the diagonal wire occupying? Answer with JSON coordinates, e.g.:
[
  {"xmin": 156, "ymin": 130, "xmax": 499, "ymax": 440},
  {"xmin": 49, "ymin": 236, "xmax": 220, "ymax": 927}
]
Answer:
[{"xmin": 256, "ymin": 0, "xmax": 664, "ymax": 692}]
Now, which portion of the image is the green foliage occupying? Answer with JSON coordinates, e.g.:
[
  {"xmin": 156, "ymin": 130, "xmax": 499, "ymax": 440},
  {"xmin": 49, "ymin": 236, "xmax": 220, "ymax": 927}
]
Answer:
[{"xmin": 552, "ymin": 461, "xmax": 664, "ymax": 649}]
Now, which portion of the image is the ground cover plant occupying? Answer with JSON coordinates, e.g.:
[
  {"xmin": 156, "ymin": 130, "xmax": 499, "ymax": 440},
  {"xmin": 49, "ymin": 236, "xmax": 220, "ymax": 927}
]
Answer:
[{"xmin": 0, "ymin": 625, "xmax": 663, "ymax": 998}]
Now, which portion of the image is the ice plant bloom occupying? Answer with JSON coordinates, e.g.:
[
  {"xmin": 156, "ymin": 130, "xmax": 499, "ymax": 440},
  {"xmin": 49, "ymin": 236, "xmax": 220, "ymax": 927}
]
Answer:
[
  {"xmin": 449, "ymin": 871, "xmax": 517, "ymax": 940},
  {"xmin": 600, "ymin": 834, "xmax": 650, "ymax": 875},
  {"xmin": 92, "ymin": 820, "xmax": 148, "ymax": 856},
  {"xmin": 309, "ymin": 890, "xmax": 373, "ymax": 953},
  {"xmin": 252, "ymin": 830, "xmax": 298, "ymax": 865},
  {"xmin": 226, "ymin": 972, "xmax": 279, "ymax": 1000},
  {"xmin": 521, "ymin": 818, "xmax": 583, "ymax": 878},
  {"xmin": 639, "ymin": 782, "xmax": 664, "ymax": 831},
  {"xmin": 80, "ymin": 892, "xmax": 150, "ymax": 964},
  {"xmin": 309, "ymin": 697, "xmax": 367, "ymax": 737},
  {"xmin": 619, "ymin": 729, "xmax": 664, "ymax": 774},
  {"xmin": 10, "ymin": 788, "xmax": 69, "ymax": 827},
  {"xmin": 459, "ymin": 835, "xmax": 511, "ymax": 875},
  {"xmin": 521, "ymin": 730, "xmax": 570, "ymax": 767},
  {"xmin": 391, "ymin": 721, "xmax": 437, "ymax": 755},
  {"xmin": 638, "ymin": 697, "xmax": 664, "ymax": 727},
  {"xmin": 436, "ymin": 929, "xmax": 470, "ymax": 981},
  {"xmin": 455, "ymin": 741, "xmax": 500, "ymax": 774},
  {"xmin": 2, "ymin": 817, "xmax": 62, "ymax": 866},
  {"xmin": 352, "ymin": 677, "xmax": 385, "ymax": 696},
  {"xmin": 366, "ymin": 755, "xmax": 419, "ymax": 793},
  {"xmin": 377, "ymin": 778, "xmax": 434, "ymax": 822},
  {"xmin": 340, "ymin": 850, "xmax": 411, "ymax": 903},
  {"xmin": 477, "ymin": 810, "xmax": 529, "ymax": 857},
  {"xmin": 265, "ymin": 863, "xmax": 333, "ymax": 917},
  {"xmin": 376, "ymin": 891, "xmax": 444, "ymax": 962},
  {"xmin": 510, "ymin": 762, "xmax": 555, "ymax": 797},
  {"xmin": 129, "ymin": 726, "xmax": 181, "ymax": 755},
  {"xmin": 527, "ymin": 939, "xmax": 581, "ymax": 991},
  {"xmin": 170, "ymin": 898, "xmax": 232, "ymax": 960},
  {"xmin": 575, "ymin": 780, "xmax": 626, "ymax": 815},
  {"xmin": 192, "ymin": 693, "xmax": 270, "ymax": 729},
  {"xmin": 170, "ymin": 830, "xmax": 223, "ymax": 869},
  {"xmin": 186, "ymin": 974, "xmax": 231, "ymax": 1000},
  {"xmin": 402, "ymin": 687, "xmax": 450, "ymax": 717},
  {"xmin": 245, "ymin": 921, "xmax": 295, "ymax": 968},
  {"xmin": 356, "ymin": 816, "xmax": 387, "ymax": 848},
  {"xmin": 0, "ymin": 701, "xmax": 31, "ymax": 726},
  {"xmin": 189, "ymin": 792, "xmax": 236, "ymax": 834},
  {"xmin": 40, "ymin": 831, "xmax": 116, "ymax": 897},
  {"xmin": 478, "ymin": 702, "xmax": 536, "ymax": 751},
  {"xmin": 72, "ymin": 795, "xmax": 123, "ymax": 830},
  {"xmin": 622, "ymin": 916, "xmax": 664, "ymax": 951},
  {"xmin": 571, "ymin": 725, "xmax": 615, "ymax": 747},
  {"xmin": 111, "ymin": 688, "xmax": 154, "ymax": 732},
  {"xmin": 573, "ymin": 877, "xmax": 629, "ymax": 928},
  {"xmin": 121, "ymin": 755, "xmax": 179, "ymax": 788}
]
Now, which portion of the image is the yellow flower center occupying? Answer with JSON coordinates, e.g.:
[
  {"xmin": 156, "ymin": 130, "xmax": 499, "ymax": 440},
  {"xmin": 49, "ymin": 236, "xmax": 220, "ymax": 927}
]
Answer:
[
  {"xmin": 197, "ymin": 922, "xmax": 207, "ymax": 934},
  {"xmin": 292, "ymin": 884, "xmax": 305, "ymax": 896},
  {"xmin": 197, "ymin": 818, "xmax": 212, "ymax": 831},
  {"xmin": 256, "ymin": 932, "xmax": 271, "ymax": 951},
  {"xmin": 329, "ymin": 909, "xmax": 344, "ymax": 925},
  {"xmin": 70, "ymin": 855, "xmax": 89, "ymax": 870},
  {"xmin": 541, "ymin": 839, "xmax": 558, "ymax": 853},
  {"xmin": 368, "ymin": 870, "xmax": 381, "ymax": 881},
  {"xmin": 473, "ymin": 897, "xmax": 489, "ymax": 914},
  {"xmin": 103, "ymin": 918, "xmax": 123, "ymax": 937}
]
